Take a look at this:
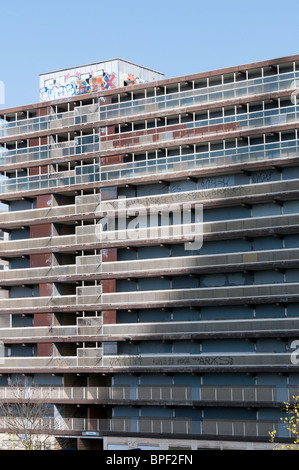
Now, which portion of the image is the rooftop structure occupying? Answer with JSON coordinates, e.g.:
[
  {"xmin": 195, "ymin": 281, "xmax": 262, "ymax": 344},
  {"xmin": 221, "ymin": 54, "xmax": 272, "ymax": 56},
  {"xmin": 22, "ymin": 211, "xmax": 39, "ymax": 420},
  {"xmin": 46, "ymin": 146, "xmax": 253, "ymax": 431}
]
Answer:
[{"xmin": 39, "ymin": 58, "xmax": 165, "ymax": 102}]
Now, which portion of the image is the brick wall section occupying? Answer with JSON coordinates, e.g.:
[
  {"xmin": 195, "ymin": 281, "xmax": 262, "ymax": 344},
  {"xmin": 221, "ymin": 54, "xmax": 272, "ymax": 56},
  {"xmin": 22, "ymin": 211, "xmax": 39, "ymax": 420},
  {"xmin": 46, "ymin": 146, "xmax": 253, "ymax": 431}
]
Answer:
[
  {"xmin": 100, "ymin": 127, "xmax": 123, "ymax": 325},
  {"xmin": 29, "ymin": 107, "xmax": 54, "ymax": 356}
]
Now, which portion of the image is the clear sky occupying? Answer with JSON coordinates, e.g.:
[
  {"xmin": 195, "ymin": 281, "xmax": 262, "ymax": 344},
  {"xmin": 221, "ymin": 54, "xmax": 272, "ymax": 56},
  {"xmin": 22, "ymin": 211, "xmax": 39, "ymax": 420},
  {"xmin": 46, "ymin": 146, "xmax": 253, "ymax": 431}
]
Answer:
[{"xmin": 1, "ymin": 0, "xmax": 299, "ymax": 109}]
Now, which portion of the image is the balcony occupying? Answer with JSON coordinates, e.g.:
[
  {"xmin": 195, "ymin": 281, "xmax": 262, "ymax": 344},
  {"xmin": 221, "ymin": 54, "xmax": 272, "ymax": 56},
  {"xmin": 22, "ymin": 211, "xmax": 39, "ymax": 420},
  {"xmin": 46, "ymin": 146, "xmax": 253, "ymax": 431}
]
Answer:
[
  {"xmin": 0, "ymin": 176, "xmax": 298, "ymax": 231},
  {"xmin": 0, "ymin": 415, "xmax": 278, "ymax": 439},
  {"xmin": 0, "ymin": 193, "xmax": 102, "ymax": 227},
  {"xmin": 1, "ymin": 138, "xmax": 299, "ymax": 200},
  {"xmin": 0, "ymin": 316, "xmax": 102, "ymax": 342},
  {"xmin": 1, "ymin": 106, "xmax": 299, "ymax": 175},
  {"xmin": 101, "ymin": 317, "xmax": 299, "ymax": 340},
  {"xmin": 97, "ymin": 106, "xmax": 299, "ymax": 155},
  {"xmin": 0, "ymin": 221, "xmax": 204, "ymax": 256},
  {"xmin": 2, "ymin": 247, "xmax": 299, "ymax": 286},
  {"xmin": 0, "ymin": 348, "xmax": 296, "ymax": 373},
  {"xmin": 99, "ymin": 139, "xmax": 299, "ymax": 185},
  {"xmin": 0, "ymin": 254, "xmax": 102, "ymax": 284},
  {"xmin": 0, "ymin": 278, "xmax": 299, "ymax": 313},
  {"xmin": 0, "ymin": 212, "xmax": 297, "ymax": 258},
  {"xmin": 0, "ymin": 352, "xmax": 103, "ymax": 371},
  {"xmin": 0, "ymin": 70, "xmax": 297, "ymax": 139},
  {"xmin": 0, "ymin": 317, "xmax": 297, "ymax": 343},
  {"xmin": 98, "ymin": 283, "xmax": 299, "ymax": 310},
  {"xmin": 0, "ymin": 353, "xmax": 296, "ymax": 374},
  {"xmin": 0, "ymin": 286, "xmax": 102, "ymax": 313},
  {"xmin": 0, "ymin": 384, "xmax": 295, "ymax": 405},
  {"xmin": 97, "ymin": 352, "xmax": 297, "ymax": 370}
]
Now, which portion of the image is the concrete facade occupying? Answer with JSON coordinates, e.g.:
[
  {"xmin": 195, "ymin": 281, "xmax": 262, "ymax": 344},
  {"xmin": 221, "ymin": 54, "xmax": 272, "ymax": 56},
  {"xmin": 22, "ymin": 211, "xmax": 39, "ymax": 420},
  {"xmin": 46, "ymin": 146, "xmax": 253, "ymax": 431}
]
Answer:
[{"xmin": 0, "ymin": 55, "xmax": 299, "ymax": 449}]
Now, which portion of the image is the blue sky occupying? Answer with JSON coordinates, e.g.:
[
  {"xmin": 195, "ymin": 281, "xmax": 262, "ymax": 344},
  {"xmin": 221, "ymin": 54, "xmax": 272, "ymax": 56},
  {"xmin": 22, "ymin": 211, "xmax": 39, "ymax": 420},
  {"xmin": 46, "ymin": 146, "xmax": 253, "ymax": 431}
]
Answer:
[{"xmin": 1, "ymin": 0, "xmax": 299, "ymax": 109}]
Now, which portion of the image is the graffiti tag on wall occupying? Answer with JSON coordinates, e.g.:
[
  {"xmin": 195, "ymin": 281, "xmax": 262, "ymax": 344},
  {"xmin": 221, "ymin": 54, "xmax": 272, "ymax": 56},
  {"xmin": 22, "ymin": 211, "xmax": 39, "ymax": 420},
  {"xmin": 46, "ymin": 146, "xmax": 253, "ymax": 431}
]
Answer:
[{"xmin": 40, "ymin": 70, "xmax": 146, "ymax": 102}]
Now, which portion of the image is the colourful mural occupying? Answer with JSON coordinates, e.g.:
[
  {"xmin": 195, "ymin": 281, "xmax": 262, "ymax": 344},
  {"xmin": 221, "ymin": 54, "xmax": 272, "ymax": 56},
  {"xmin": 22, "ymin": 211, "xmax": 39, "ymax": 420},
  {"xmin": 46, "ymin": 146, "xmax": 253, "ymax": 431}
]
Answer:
[
  {"xmin": 40, "ymin": 71, "xmax": 118, "ymax": 102},
  {"xmin": 40, "ymin": 69, "xmax": 146, "ymax": 102},
  {"xmin": 119, "ymin": 73, "xmax": 145, "ymax": 87}
]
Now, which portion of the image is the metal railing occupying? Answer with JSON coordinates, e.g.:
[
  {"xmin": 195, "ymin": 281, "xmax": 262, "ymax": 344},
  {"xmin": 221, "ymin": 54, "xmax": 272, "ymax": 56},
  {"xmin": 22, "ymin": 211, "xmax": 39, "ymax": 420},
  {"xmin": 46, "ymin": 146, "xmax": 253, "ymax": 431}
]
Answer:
[
  {"xmin": 99, "ymin": 352, "xmax": 299, "ymax": 369},
  {"xmin": 0, "ymin": 352, "xmax": 296, "ymax": 370},
  {"xmin": 97, "ymin": 106, "xmax": 299, "ymax": 153},
  {"xmin": 2, "ymin": 247, "xmax": 299, "ymax": 284},
  {"xmin": 201, "ymin": 419, "xmax": 276, "ymax": 438},
  {"xmin": 0, "ymin": 283, "xmax": 298, "ymax": 312},
  {"xmin": 1, "ymin": 137, "xmax": 299, "ymax": 197},
  {"xmin": 0, "ymin": 221, "xmax": 203, "ymax": 254},
  {"xmin": 0, "ymin": 415, "xmax": 277, "ymax": 438},
  {"xmin": 1, "ymin": 105, "xmax": 298, "ymax": 168},
  {"xmin": 0, "ymin": 70, "xmax": 298, "ymax": 138},
  {"xmin": 0, "ymin": 175, "xmax": 298, "ymax": 228},
  {"xmin": 0, "ymin": 317, "xmax": 297, "ymax": 342},
  {"xmin": 0, "ymin": 384, "xmax": 285, "ymax": 403},
  {"xmin": 0, "ymin": 212, "xmax": 298, "ymax": 257}
]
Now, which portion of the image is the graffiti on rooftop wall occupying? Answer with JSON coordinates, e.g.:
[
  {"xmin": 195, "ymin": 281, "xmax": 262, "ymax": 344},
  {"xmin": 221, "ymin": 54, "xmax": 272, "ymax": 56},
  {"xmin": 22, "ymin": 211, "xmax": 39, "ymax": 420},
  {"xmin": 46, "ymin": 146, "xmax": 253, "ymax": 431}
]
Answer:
[
  {"xmin": 39, "ymin": 69, "xmax": 146, "ymax": 102},
  {"xmin": 39, "ymin": 70, "xmax": 117, "ymax": 102},
  {"xmin": 119, "ymin": 73, "xmax": 145, "ymax": 87}
]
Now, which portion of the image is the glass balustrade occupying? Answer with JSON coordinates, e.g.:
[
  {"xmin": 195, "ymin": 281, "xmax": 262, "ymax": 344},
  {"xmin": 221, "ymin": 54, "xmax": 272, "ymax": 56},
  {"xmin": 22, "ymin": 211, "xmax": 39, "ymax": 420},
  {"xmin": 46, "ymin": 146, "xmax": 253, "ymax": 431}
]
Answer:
[
  {"xmin": 1, "ymin": 105, "xmax": 299, "ymax": 168},
  {"xmin": 0, "ymin": 137, "xmax": 299, "ymax": 196},
  {"xmin": 100, "ymin": 139, "xmax": 299, "ymax": 182},
  {"xmin": 0, "ymin": 71, "xmax": 298, "ymax": 139},
  {"xmin": 0, "ymin": 134, "xmax": 100, "ymax": 166},
  {"xmin": 98, "ymin": 106, "xmax": 299, "ymax": 153}
]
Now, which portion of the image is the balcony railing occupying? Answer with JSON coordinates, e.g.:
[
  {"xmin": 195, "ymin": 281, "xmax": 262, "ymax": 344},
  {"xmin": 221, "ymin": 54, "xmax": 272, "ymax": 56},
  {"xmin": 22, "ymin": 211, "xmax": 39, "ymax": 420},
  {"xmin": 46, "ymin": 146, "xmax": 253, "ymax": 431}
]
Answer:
[
  {"xmin": 201, "ymin": 419, "xmax": 276, "ymax": 438},
  {"xmin": 0, "ymin": 415, "xmax": 278, "ymax": 438},
  {"xmin": 0, "ymin": 70, "xmax": 298, "ymax": 139},
  {"xmin": 0, "ymin": 351, "xmax": 296, "ymax": 372},
  {"xmin": 0, "ymin": 255, "xmax": 102, "ymax": 283},
  {"xmin": 1, "ymin": 138, "xmax": 299, "ymax": 198},
  {"xmin": 0, "ymin": 316, "xmax": 102, "ymax": 341},
  {"xmin": 0, "ymin": 212, "xmax": 298, "ymax": 258},
  {"xmin": 98, "ymin": 352, "xmax": 299, "ymax": 369},
  {"xmin": 2, "ymin": 247, "xmax": 299, "ymax": 285},
  {"xmin": 1, "ymin": 105, "xmax": 299, "ymax": 168},
  {"xmin": 0, "ymin": 282, "xmax": 298, "ymax": 313},
  {"xmin": 0, "ymin": 175, "xmax": 298, "ymax": 230},
  {"xmin": 0, "ymin": 222, "xmax": 203, "ymax": 255},
  {"xmin": 0, "ymin": 384, "xmax": 296, "ymax": 404},
  {"xmin": 0, "ymin": 355, "xmax": 102, "ymax": 370},
  {"xmin": 0, "ymin": 285, "xmax": 102, "ymax": 311},
  {"xmin": 0, "ymin": 317, "xmax": 297, "ymax": 342},
  {"xmin": 97, "ymin": 106, "xmax": 299, "ymax": 154},
  {"xmin": 101, "ymin": 317, "xmax": 299, "ymax": 338},
  {"xmin": 0, "ymin": 193, "xmax": 101, "ymax": 226},
  {"xmin": 99, "ymin": 139, "xmax": 299, "ymax": 183}
]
